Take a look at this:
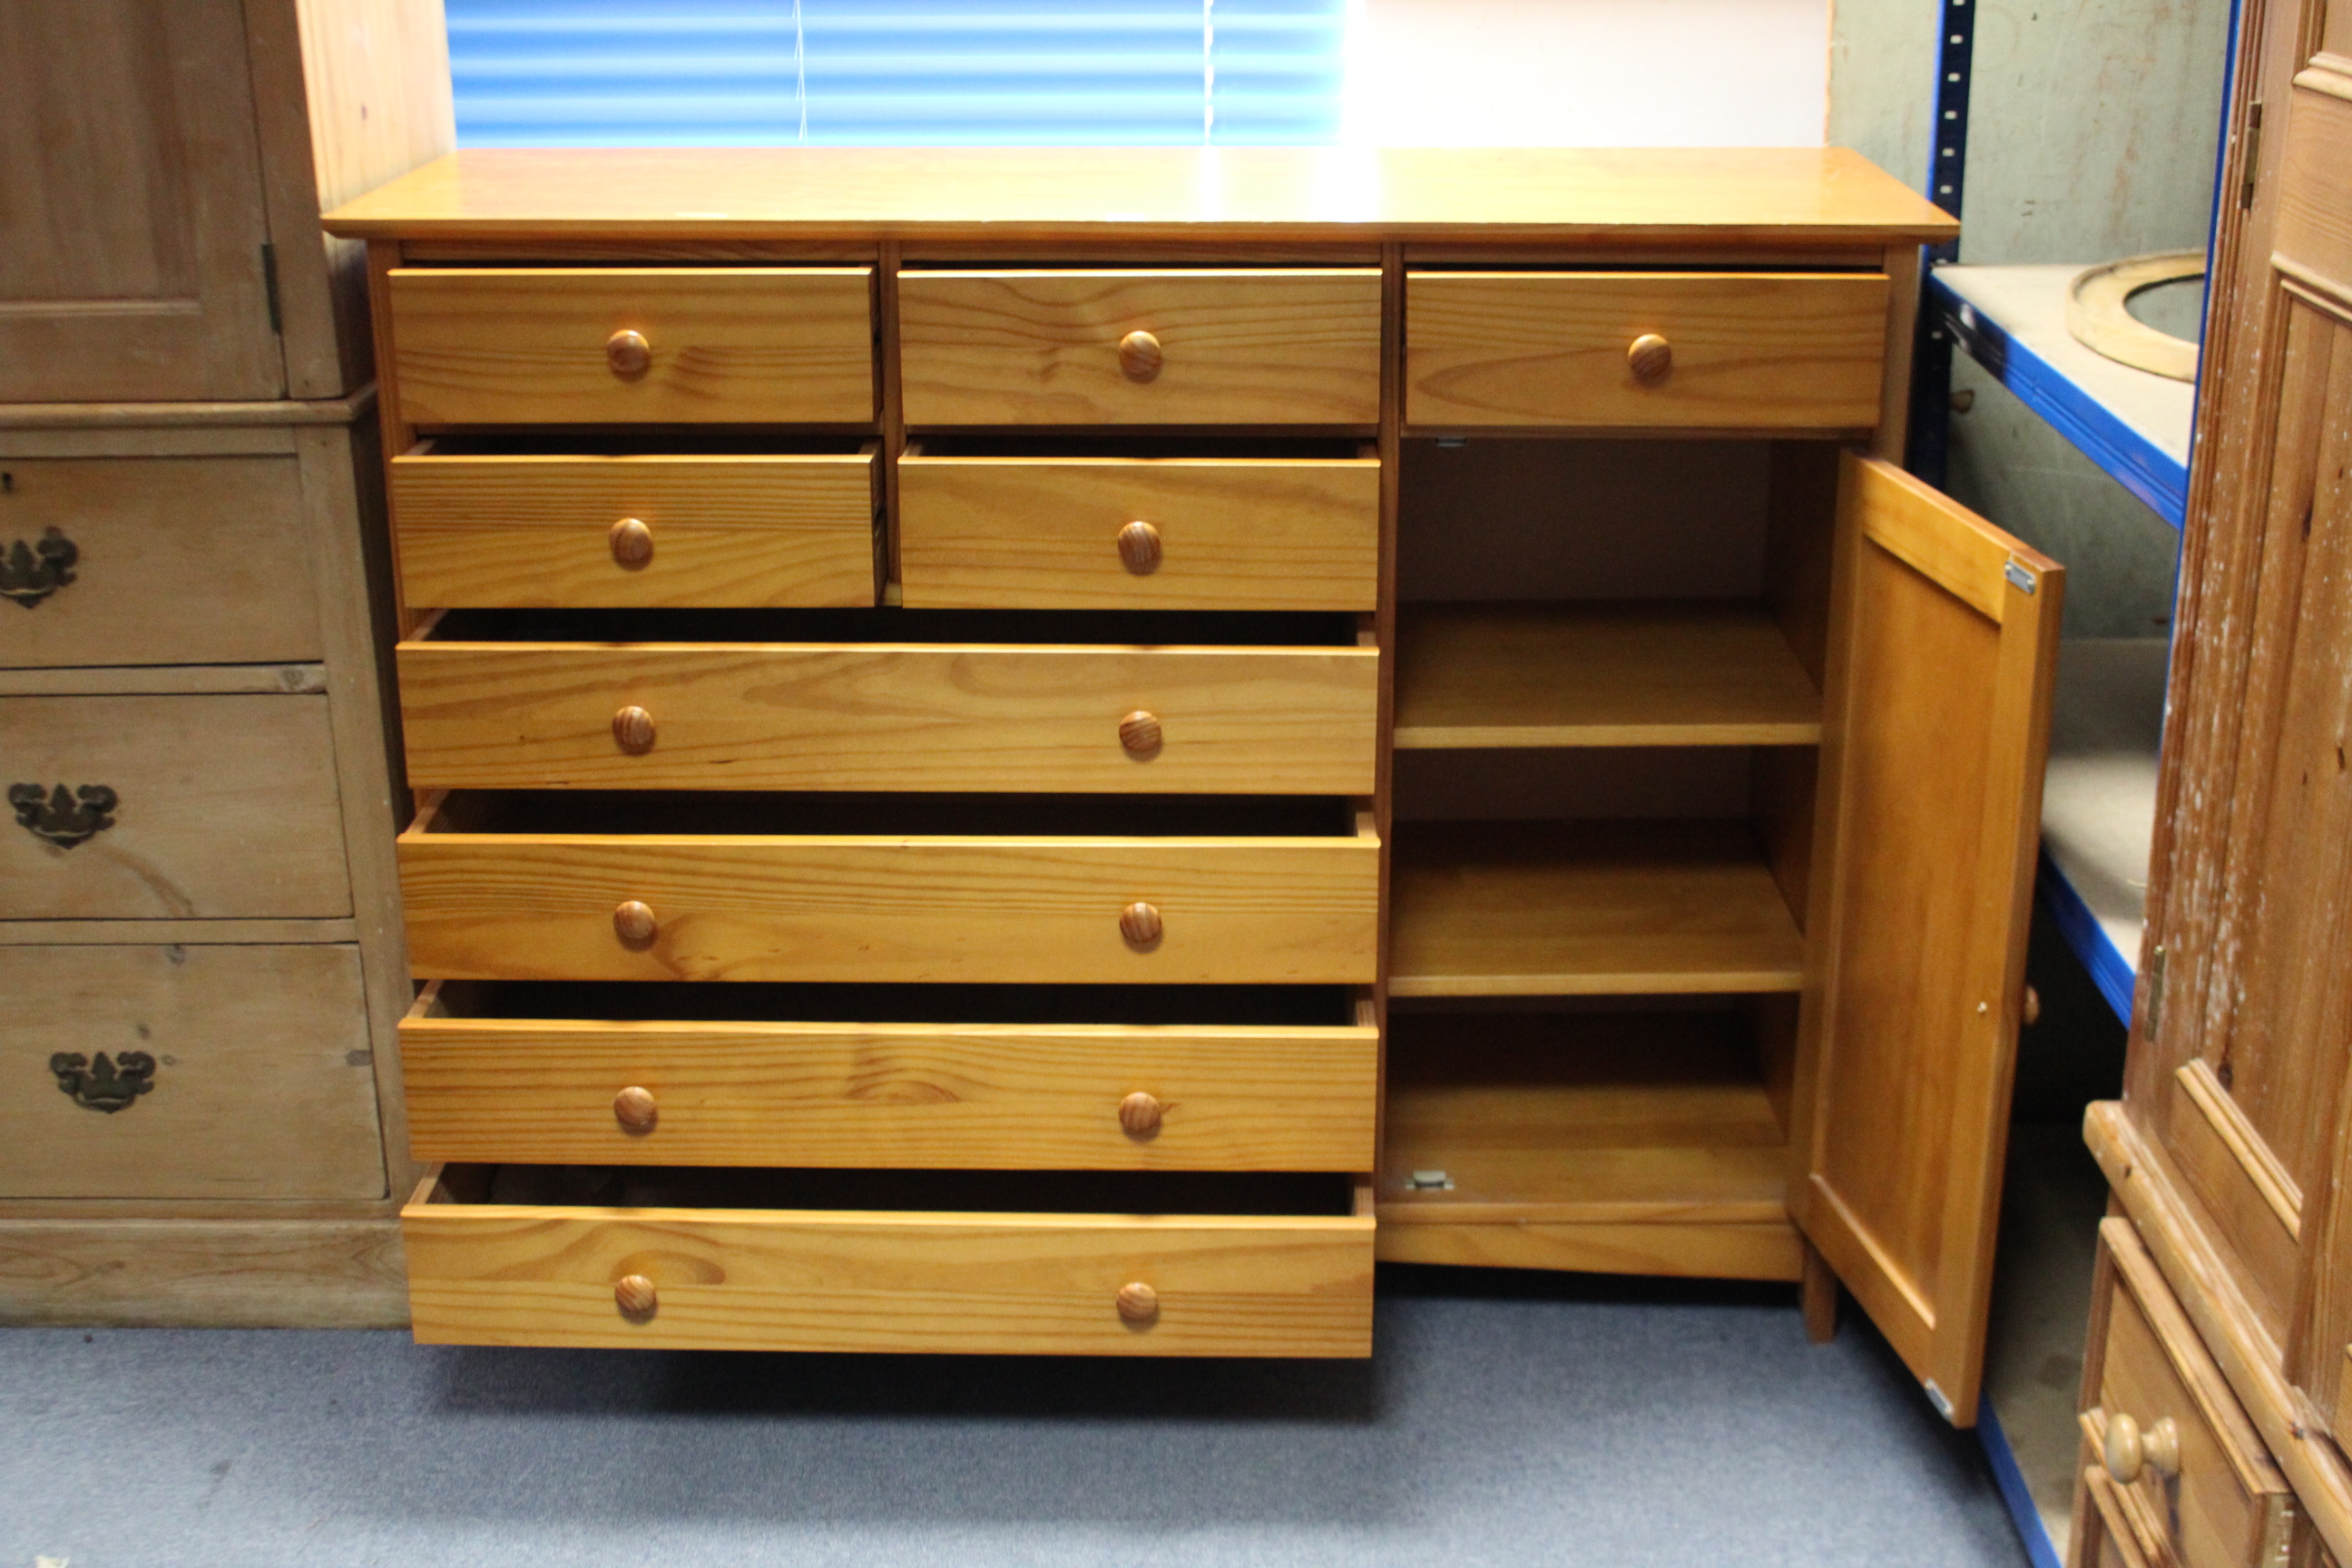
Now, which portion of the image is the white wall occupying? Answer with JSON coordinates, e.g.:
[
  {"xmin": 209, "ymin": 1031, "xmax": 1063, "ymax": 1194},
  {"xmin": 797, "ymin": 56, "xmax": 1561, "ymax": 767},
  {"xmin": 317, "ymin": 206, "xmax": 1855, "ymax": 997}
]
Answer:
[{"xmin": 1340, "ymin": 0, "xmax": 1832, "ymax": 147}]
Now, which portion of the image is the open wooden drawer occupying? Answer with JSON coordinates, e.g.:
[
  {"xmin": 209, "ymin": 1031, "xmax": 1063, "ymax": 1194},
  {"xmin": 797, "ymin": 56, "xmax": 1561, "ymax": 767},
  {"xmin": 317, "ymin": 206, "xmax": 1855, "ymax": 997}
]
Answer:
[
  {"xmin": 396, "ymin": 606, "xmax": 1377, "ymax": 794},
  {"xmin": 402, "ymin": 981, "xmax": 1378, "ymax": 1171},
  {"xmin": 402, "ymin": 1162, "xmax": 1376, "ymax": 1357},
  {"xmin": 397, "ymin": 790, "xmax": 1380, "ymax": 984}
]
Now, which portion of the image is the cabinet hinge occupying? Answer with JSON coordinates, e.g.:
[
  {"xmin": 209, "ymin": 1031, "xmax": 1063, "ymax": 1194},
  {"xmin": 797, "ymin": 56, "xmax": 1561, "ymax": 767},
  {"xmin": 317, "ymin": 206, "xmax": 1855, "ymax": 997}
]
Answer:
[
  {"xmin": 1924, "ymin": 1380, "xmax": 1955, "ymax": 1422},
  {"xmin": 2240, "ymin": 103, "xmax": 2264, "ymax": 211},
  {"xmin": 260, "ymin": 242, "xmax": 283, "ymax": 334},
  {"xmin": 2004, "ymin": 559, "xmax": 2038, "ymax": 594},
  {"xmin": 2143, "ymin": 945, "xmax": 2168, "ymax": 1035}
]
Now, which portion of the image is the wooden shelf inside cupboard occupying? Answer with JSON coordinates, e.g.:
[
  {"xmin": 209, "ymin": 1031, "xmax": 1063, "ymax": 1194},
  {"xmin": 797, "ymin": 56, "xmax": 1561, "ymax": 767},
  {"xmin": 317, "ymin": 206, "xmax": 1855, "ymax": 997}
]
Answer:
[
  {"xmin": 1394, "ymin": 603, "xmax": 1822, "ymax": 749},
  {"xmin": 1388, "ymin": 820, "xmax": 1806, "ymax": 997},
  {"xmin": 1377, "ymin": 1009, "xmax": 1801, "ymax": 1281}
]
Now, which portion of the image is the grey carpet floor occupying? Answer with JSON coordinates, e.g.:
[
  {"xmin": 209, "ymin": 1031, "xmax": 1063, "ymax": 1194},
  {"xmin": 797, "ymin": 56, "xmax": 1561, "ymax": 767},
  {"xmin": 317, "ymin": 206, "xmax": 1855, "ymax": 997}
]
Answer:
[{"xmin": 2, "ymin": 1268, "xmax": 2029, "ymax": 1568}]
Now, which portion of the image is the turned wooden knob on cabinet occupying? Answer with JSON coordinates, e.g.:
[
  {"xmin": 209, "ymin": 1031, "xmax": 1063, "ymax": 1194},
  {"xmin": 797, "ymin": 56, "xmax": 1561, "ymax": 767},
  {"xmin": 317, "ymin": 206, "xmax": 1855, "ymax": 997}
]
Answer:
[
  {"xmin": 1119, "ymin": 710, "xmax": 1162, "ymax": 757},
  {"xmin": 1118, "ymin": 329, "xmax": 1163, "ymax": 382},
  {"xmin": 612, "ymin": 704, "xmax": 657, "ymax": 751},
  {"xmin": 1627, "ymin": 332, "xmax": 1673, "ymax": 385},
  {"xmin": 614, "ymin": 1273, "xmax": 658, "ymax": 1318},
  {"xmin": 2103, "ymin": 1412, "xmax": 2181, "ymax": 1484},
  {"xmin": 1118, "ymin": 520, "xmax": 1162, "ymax": 573},
  {"xmin": 1119, "ymin": 1090, "xmax": 1164, "ymax": 1136},
  {"xmin": 612, "ymin": 1084, "xmax": 658, "ymax": 1132},
  {"xmin": 613, "ymin": 899, "xmax": 659, "ymax": 946},
  {"xmin": 1120, "ymin": 900, "xmax": 1162, "ymax": 947},
  {"xmin": 1116, "ymin": 1280, "xmax": 1160, "ymax": 1325},
  {"xmin": 610, "ymin": 517, "xmax": 653, "ymax": 566},
  {"xmin": 605, "ymin": 328, "xmax": 652, "ymax": 377},
  {"xmin": 2022, "ymin": 985, "xmax": 2042, "ymax": 1025}
]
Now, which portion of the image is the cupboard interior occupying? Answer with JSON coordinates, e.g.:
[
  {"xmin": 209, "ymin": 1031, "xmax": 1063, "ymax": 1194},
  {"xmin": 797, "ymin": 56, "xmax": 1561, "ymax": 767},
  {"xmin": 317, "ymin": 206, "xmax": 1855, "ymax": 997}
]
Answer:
[{"xmin": 1382, "ymin": 436, "xmax": 1836, "ymax": 1270}]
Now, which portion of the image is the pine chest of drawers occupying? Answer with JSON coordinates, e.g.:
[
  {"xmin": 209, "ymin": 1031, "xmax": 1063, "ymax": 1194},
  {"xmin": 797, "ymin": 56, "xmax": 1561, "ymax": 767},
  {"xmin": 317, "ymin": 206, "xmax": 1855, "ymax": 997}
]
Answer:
[{"xmin": 332, "ymin": 149, "xmax": 2062, "ymax": 1410}]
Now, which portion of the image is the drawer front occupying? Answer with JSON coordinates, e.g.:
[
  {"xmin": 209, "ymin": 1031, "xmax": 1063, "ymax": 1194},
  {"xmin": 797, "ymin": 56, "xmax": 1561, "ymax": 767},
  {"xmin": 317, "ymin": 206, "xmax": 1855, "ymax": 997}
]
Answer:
[
  {"xmin": 1406, "ymin": 271, "xmax": 1890, "ymax": 429},
  {"xmin": 0, "ymin": 456, "xmax": 319, "ymax": 668},
  {"xmin": 897, "ymin": 454, "xmax": 1379, "ymax": 611},
  {"xmin": 899, "ymin": 270, "xmax": 1383, "ymax": 426},
  {"xmin": 403, "ymin": 1166, "xmax": 1375, "ymax": 1356},
  {"xmin": 397, "ymin": 642, "xmax": 1380, "ymax": 793},
  {"xmin": 387, "ymin": 268, "xmax": 876, "ymax": 426},
  {"xmin": 401, "ymin": 1010, "xmax": 1379, "ymax": 1171},
  {"xmin": 0, "ymin": 691, "xmax": 350, "ymax": 919},
  {"xmin": 397, "ymin": 832, "xmax": 1380, "ymax": 984},
  {"xmin": 391, "ymin": 451, "xmax": 877, "ymax": 609},
  {"xmin": 2093, "ymin": 1219, "xmax": 2295, "ymax": 1568},
  {"xmin": 0, "ymin": 945, "xmax": 383, "ymax": 1200},
  {"xmin": 2082, "ymin": 1455, "xmax": 2163, "ymax": 1568}
]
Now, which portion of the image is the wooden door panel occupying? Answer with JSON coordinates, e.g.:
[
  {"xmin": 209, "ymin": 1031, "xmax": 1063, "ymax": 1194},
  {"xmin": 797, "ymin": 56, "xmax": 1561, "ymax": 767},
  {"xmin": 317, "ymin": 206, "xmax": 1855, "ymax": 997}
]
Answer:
[
  {"xmin": 1791, "ymin": 454, "xmax": 2063, "ymax": 1426},
  {"xmin": 0, "ymin": 0, "xmax": 281, "ymax": 399}
]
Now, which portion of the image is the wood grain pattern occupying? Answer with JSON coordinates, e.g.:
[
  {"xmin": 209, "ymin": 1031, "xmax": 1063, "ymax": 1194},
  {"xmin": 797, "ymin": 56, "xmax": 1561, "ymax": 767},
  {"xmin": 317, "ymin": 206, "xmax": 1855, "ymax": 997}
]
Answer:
[
  {"xmin": 246, "ymin": 0, "xmax": 456, "ymax": 397},
  {"xmin": 2273, "ymin": 85, "xmax": 2352, "ymax": 313},
  {"xmin": 899, "ymin": 271, "xmax": 1382, "ymax": 426},
  {"xmin": 1374, "ymin": 1217, "xmax": 1802, "ymax": 1281},
  {"xmin": 2090, "ymin": 1103, "xmax": 2352, "ymax": 1568},
  {"xmin": 401, "ymin": 1008, "xmax": 1377, "ymax": 1171},
  {"xmin": 1405, "ymin": 272, "xmax": 1889, "ymax": 430},
  {"xmin": 403, "ymin": 1167, "xmax": 1375, "ymax": 1356},
  {"xmin": 1791, "ymin": 454, "xmax": 2063, "ymax": 1428},
  {"xmin": 2094, "ymin": 1216, "xmax": 2298, "ymax": 1568},
  {"xmin": 0, "ymin": 456, "xmax": 323, "ymax": 669},
  {"xmin": 397, "ymin": 640, "xmax": 1378, "ymax": 794},
  {"xmin": 293, "ymin": 418, "xmax": 426, "ymax": 1220},
  {"xmin": 392, "ymin": 449, "xmax": 877, "ymax": 609},
  {"xmin": 1388, "ymin": 820, "xmax": 1806, "ymax": 996},
  {"xmin": 387, "ymin": 268, "xmax": 876, "ymax": 425},
  {"xmin": 897, "ymin": 451, "xmax": 1378, "ymax": 610},
  {"xmin": 0, "ymin": 691, "xmax": 351, "ymax": 919},
  {"xmin": 319, "ymin": 148, "xmax": 1957, "ymax": 246},
  {"xmin": 398, "ymin": 827, "xmax": 1380, "ymax": 984},
  {"xmin": 0, "ymin": 945, "xmax": 384, "ymax": 1200},
  {"xmin": 1393, "ymin": 603, "xmax": 1822, "ymax": 749},
  {"xmin": 0, "ymin": 1215, "xmax": 407, "ymax": 1327},
  {"xmin": 0, "ymin": 0, "xmax": 283, "ymax": 400},
  {"xmin": 1380, "ymin": 1012, "xmax": 1788, "ymax": 1222}
]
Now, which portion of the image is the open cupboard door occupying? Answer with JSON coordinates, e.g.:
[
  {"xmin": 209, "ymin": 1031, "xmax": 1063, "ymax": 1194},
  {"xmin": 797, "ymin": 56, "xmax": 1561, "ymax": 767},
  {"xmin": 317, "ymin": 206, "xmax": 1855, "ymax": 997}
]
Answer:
[{"xmin": 1788, "ymin": 454, "xmax": 2063, "ymax": 1426}]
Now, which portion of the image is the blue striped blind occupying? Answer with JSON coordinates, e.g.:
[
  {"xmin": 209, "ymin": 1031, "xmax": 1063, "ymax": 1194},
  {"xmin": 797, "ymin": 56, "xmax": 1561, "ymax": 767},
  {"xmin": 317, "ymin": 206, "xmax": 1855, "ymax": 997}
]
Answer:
[{"xmin": 445, "ymin": 1, "xmax": 1346, "ymax": 147}]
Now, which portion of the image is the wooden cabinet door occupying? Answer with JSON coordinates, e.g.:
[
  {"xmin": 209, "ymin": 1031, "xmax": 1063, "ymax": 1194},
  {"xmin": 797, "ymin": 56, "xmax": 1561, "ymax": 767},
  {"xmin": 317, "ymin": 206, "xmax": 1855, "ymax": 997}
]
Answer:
[
  {"xmin": 1788, "ymin": 453, "xmax": 2064, "ymax": 1426},
  {"xmin": 0, "ymin": 0, "xmax": 282, "ymax": 400},
  {"xmin": 2133, "ymin": 0, "xmax": 2352, "ymax": 1436}
]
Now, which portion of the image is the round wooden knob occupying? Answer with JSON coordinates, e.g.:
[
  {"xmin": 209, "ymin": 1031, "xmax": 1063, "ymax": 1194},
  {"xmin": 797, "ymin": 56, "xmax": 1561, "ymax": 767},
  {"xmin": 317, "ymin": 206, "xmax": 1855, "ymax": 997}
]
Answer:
[
  {"xmin": 614, "ymin": 1273, "xmax": 658, "ymax": 1318},
  {"xmin": 613, "ymin": 899, "xmax": 658, "ymax": 945},
  {"xmin": 2103, "ymin": 1412, "xmax": 2141, "ymax": 1481},
  {"xmin": 606, "ymin": 328, "xmax": 652, "ymax": 377},
  {"xmin": 612, "ymin": 705, "xmax": 656, "ymax": 751},
  {"xmin": 1119, "ymin": 1090, "xmax": 1164, "ymax": 1136},
  {"xmin": 610, "ymin": 517, "xmax": 653, "ymax": 566},
  {"xmin": 2023, "ymin": 985, "xmax": 2042, "ymax": 1025},
  {"xmin": 1116, "ymin": 1280, "xmax": 1159, "ymax": 1325},
  {"xmin": 1118, "ymin": 329, "xmax": 1163, "ymax": 382},
  {"xmin": 1120, "ymin": 901, "xmax": 1162, "ymax": 947},
  {"xmin": 1627, "ymin": 332, "xmax": 1673, "ymax": 384},
  {"xmin": 1119, "ymin": 710, "xmax": 1162, "ymax": 757},
  {"xmin": 2103, "ymin": 1412, "xmax": 2180, "ymax": 1484},
  {"xmin": 1118, "ymin": 520, "xmax": 1162, "ymax": 573},
  {"xmin": 613, "ymin": 1084, "xmax": 657, "ymax": 1132}
]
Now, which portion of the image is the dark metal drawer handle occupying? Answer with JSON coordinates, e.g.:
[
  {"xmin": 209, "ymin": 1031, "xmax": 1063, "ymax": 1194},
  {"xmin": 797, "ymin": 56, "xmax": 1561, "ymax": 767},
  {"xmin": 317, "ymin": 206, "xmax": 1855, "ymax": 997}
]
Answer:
[
  {"xmin": 52, "ymin": 1051, "xmax": 156, "ymax": 1113},
  {"xmin": 0, "ymin": 527, "xmax": 79, "ymax": 607},
  {"xmin": 10, "ymin": 783, "xmax": 118, "ymax": 848}
]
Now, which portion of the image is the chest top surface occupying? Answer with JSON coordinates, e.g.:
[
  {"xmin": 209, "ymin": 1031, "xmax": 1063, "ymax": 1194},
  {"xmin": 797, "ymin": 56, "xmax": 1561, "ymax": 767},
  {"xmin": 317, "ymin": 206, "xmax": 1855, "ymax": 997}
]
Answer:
[{"xmin": 322, "ymin": 146, "xmax": 1954, "ymax": 246}]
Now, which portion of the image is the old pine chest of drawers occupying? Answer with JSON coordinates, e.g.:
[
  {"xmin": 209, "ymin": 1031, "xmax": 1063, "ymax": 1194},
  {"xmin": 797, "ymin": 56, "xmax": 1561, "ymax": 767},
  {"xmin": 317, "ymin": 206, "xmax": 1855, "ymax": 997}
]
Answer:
[{"xmin": 329, "ymin": 148, "xmax": 2058, "ymax": 1414}]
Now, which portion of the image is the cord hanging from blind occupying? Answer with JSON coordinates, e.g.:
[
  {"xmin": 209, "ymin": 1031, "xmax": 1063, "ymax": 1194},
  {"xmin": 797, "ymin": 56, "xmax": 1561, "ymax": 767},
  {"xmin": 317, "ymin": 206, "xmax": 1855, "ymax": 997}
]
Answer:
[{"xmin": 444, "ymin": 0, "xmax": 1344, "ymax": 147}]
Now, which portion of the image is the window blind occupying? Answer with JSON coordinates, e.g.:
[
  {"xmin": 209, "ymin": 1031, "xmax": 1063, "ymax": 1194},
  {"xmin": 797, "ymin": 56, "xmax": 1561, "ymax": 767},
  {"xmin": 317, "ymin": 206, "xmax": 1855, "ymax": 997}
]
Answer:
[{"xmin": 444, "ymin": 1, "xmax": 1346, "ymax": 147}]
